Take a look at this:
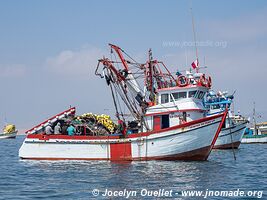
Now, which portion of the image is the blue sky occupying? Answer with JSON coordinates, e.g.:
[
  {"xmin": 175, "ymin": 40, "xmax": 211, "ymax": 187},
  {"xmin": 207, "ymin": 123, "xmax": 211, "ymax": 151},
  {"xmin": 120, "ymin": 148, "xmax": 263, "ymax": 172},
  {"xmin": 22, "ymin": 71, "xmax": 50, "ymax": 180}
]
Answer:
[{"xmin": 0, "ymin": 0, "xmax": 267, "ymax": 130}]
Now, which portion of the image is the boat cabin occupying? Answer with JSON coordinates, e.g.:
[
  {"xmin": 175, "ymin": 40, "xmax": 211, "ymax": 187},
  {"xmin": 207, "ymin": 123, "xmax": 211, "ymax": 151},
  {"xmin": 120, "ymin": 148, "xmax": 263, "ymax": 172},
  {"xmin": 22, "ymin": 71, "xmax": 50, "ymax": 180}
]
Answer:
[
  {"xmin": 204, "ymin": 91, "xmax": 235, "ymax": 129},
  {"xmin": 144, "ymin": 84, "xmax": 208, "ymax": 131},
  {"xmin": 205, "ymin": 91, "xmax": 233, "ymax": 113}
]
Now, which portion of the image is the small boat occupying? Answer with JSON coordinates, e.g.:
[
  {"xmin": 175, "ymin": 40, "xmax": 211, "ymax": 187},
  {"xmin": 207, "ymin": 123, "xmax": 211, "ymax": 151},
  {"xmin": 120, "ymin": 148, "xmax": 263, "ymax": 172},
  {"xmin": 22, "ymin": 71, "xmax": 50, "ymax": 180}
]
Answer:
[
  {"xmin": 242, "ymin": 124, "xmax": 267, "ymax": 143},
  {"xmin": 242, "ymin": 103, "xmax": 267, "ymax": 144},
  {"xmin": 242, "ymin": 129, "xmax": 267, "ymax": 143},
  {"xmin": 0, "ymin": 124, "xmax": 18, "ymax": 139},
  {"xmin": 19, "ymin": 44, "xmax": 226, "ymax": 161},
  {"xmin": 205, "ymin": 91, "xmax": 247, "ymax": 149}
]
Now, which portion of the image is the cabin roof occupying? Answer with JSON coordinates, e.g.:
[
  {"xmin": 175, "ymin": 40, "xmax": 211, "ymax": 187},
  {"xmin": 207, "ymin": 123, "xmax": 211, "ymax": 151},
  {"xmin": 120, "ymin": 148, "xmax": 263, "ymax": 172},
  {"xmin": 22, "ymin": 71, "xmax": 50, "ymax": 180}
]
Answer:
[{"xmin": 157, "ymin": 85, "xmax": 207, "ymax": 93}]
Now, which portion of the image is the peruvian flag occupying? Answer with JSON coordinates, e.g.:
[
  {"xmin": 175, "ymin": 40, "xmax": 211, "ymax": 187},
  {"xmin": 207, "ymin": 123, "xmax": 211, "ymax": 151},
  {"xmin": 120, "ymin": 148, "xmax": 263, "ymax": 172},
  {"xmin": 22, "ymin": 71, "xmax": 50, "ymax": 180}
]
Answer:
[{"xmin": 191, "ymin": 59, "xmax": 199, "ymax": 69}]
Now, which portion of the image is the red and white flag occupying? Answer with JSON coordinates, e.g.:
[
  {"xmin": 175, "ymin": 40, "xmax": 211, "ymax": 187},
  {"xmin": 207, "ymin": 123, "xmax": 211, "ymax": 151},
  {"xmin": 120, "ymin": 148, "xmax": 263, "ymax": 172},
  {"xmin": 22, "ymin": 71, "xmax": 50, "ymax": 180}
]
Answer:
[{"xmin": 191, "ymin": 59, "xmax": 199, "ymax": 69}]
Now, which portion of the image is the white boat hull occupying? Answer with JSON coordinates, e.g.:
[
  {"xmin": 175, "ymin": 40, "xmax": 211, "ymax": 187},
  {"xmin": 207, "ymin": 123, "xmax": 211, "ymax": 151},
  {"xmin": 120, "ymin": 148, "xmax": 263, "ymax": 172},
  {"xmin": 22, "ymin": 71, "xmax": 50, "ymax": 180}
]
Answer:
[
  {"xmin": 241, "ymin": 135, "xmax": 267, "ymax": 143},
  {"xmin": 214, "ymin": 122, "xmax": 247, "ymax": 149},
  {"xmin": 0, "ymin": 131, "xmax": 17, "ymax": 139},
  {"xmin": 19, "ymin": 113, "xmax": 226, "ymax": 161}
]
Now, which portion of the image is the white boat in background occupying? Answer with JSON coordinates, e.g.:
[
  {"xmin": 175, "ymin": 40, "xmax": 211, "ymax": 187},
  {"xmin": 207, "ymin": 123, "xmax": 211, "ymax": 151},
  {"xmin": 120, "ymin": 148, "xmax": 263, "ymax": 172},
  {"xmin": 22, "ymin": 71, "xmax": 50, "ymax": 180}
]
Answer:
[
  {"xmin": 205, "ymin": 91, "xmax": 247, "ymax": 149},
  {"xmin": 19, "ymin": 44, "xmax": 226, "ymax": 161},
  {"xmin": 242, "ymin": 103, "xmax": 267, "ymax": 144},
  {"xmin": 242, "ymin": 125, "xmax": 267, "ymax": 143},
  {"xmin": 214, "ymin": 121, "xmax": 247, "ymax": 149},
  {"xmin": 242, "ymin": 133, "xmax": 267, "ymax": 143}
]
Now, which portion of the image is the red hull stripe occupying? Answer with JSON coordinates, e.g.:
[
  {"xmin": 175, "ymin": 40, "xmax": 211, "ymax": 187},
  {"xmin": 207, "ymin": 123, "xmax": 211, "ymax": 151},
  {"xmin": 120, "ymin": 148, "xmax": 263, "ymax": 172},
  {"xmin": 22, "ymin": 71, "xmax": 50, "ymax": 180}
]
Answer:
[
  {"xmin": 213, "ymin": 141, "xmax": 241, "ymax": 149},
  {"xmin": 20, "ymin": 157, "xmax": 109, "ymax": 161},
  {"xmin": 27, "ymin": 134, "xmax": 120, "ymax": 140},
  {"xmin": 110, "ymin": 142, "xmax": 132, "ymax": 161},
  {"xmin": 128, "ymin": 113, "xmax": 224, "ymax": 138},
  {"xmin": 210, "ymin": 111, "xmax": 228, "ymax": 147},
  {"xmin": 198, "ymin": 110, "xmax": 228, "ymax": 159}
]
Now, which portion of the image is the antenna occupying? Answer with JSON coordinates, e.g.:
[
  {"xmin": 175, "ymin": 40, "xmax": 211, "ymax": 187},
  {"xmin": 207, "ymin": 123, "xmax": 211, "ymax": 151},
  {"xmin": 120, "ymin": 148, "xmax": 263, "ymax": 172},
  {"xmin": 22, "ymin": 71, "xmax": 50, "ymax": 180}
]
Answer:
[
  {"xmin": 190, "ymin": 6, "xmax": 199, "ymax": 72},
  {"xmin": 253, "ymin": 102, "xmax": 256, "ymax": 124},
  {"xmin": 185, "ymin": 48, "xmax": 188, "ymax": 67},
  {"xmin": 253, "ymin": 102, "xmax": 258, "ymax": 135}
]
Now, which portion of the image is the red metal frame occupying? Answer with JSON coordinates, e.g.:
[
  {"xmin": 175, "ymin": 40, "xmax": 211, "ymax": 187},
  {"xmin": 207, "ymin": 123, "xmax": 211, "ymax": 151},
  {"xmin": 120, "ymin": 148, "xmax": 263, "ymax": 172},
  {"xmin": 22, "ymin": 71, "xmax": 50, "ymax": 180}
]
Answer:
[
  {"xmin": 98, "ymin": 58, "xmax": 126, "ymax": 82},
  {"xmin": 109, "ymin": 44, "xmax": 129, "ymax": 71}
]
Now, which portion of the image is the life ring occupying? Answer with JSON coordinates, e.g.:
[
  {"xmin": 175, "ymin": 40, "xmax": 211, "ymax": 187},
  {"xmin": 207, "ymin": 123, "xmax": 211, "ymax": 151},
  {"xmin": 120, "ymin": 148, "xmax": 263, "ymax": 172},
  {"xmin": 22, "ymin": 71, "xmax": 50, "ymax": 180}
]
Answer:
[
  {"xmin": 177, "ymin": 75, "xmax": 188, "ymax": 87},
  {"xmin": 207, "ymin": 76, "xmax": 212, "ymax": 88},
  {"xmin": 199, "ymin": 75, "xmax": 207, "ymax": 87}
]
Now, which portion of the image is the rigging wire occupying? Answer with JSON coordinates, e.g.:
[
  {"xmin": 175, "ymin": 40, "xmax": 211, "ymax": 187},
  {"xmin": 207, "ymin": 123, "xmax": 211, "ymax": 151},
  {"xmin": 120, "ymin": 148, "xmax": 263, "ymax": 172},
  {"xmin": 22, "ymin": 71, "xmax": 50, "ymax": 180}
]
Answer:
[{"xmin": 109, "ymin": 79, "xmax": 120, "ymax": 119}]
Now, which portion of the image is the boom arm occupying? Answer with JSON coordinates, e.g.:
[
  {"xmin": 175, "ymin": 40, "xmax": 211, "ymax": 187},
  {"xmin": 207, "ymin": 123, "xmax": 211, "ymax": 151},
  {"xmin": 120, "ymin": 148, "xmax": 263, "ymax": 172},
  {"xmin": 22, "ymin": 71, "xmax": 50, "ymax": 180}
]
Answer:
[
  {"xmin": 109, "ymin": 44, "xmax": 129, "ymax": 71},
  {"xmin": 109, "ymin": 44, "xmax": 144, "ymax": 100}
]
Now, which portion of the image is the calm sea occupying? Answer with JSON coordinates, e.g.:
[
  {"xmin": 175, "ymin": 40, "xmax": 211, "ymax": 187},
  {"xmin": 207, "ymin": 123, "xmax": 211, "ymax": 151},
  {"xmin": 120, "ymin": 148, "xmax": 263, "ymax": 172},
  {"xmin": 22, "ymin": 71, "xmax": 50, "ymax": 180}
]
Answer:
[{"xmin": 0, "ymin": 136, "xmax": 266, "ymax": 200}]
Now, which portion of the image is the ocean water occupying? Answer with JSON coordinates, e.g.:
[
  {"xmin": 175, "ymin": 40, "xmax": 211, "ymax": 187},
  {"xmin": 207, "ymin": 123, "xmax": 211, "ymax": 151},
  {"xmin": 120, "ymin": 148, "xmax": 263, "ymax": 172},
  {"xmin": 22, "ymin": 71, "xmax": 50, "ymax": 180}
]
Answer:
[{"xmin": 0, "ymin": 136, "xmax": 266, "ymax": 200}]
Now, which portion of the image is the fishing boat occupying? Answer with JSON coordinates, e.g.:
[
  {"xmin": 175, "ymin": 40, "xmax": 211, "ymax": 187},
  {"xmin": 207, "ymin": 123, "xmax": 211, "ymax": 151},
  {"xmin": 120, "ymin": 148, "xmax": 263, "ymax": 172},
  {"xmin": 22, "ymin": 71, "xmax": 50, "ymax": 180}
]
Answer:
[
  {"xmin": 0, "ymin": 124, "xmax": 17, "ymax": 139},
  {"xmin": 19, "ymin": 44, "xmax": 226, "ymax": 161},
  {"xmin": 205, "ymin": 91, "xmax": 247, "ymax": 149},
  {"xmin": 242, "ymin": 103, "xmax": 267, "ymax": 143},
  {"xmin": 242, "ymin": 128, "xmax": 267, "ymax": 143}
]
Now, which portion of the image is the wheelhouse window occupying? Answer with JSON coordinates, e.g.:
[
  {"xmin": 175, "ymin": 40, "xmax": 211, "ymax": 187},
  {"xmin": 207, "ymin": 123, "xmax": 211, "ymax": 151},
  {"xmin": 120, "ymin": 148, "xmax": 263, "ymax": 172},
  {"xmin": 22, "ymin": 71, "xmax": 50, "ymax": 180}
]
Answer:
[
  {"xmin": 161, "ymin": 94, "xmax": 169, "ymax": 104},
  {"xmin": 197, "ymin": 91, "xmax": 205, "ymax": 99},
  {"xmin": 172, "ymin": 91, "xmax": 187, "ymax": 101},
  {"xmin": 188, "ymin": 90, "xmax": 197, "ymax": 98},
  {"xmin": 171, "ymin": 93, "xmax": 178, "ymax": 101}
]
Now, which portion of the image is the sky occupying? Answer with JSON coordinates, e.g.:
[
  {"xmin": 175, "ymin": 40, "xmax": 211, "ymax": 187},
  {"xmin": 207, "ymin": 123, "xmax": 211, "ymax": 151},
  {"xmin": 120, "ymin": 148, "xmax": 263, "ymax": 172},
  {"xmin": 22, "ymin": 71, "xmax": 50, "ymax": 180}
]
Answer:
[{"xmin": 0, "ymin": 0, "xmax": 267, "ymax": 130}]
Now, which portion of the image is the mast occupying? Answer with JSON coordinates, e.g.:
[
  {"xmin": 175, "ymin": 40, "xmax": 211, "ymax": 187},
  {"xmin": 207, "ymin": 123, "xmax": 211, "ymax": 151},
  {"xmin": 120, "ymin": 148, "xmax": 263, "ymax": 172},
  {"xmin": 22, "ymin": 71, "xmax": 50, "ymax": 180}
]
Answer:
[
  {"xmin": 148, "ymin": 49, "xmax": 154, "ymax": 102},
  {"xmin": 253, "ymin": 102, "xmax": 258, "ymax": 135},
  {"xmin": 190, "ymin": 7, "xmax": 199, "ymax": 73}
]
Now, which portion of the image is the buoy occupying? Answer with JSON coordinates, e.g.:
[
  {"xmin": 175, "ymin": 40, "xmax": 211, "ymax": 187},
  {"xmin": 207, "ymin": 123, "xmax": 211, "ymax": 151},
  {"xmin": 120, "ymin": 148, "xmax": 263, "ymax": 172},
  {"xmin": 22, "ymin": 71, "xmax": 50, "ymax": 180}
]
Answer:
[{"xmin": 177, "ymin": 75, "xmax": 188, "ymax": 87}]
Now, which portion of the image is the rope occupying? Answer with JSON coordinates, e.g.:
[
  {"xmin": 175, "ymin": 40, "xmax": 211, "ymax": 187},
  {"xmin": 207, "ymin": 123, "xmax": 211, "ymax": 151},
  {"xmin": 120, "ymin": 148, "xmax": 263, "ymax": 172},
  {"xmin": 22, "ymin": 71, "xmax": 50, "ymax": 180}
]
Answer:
[
  {"xmin": 109, "ymin": 82, "xmax": 119, "ymax": 120},
  {"xmin": 120, "ymin": 47, "xmax": 139, "ymax": 64},
  {"xmin": 228, "ymin": 112, "xmax": 236, "ymax": 160},
  {"xmin": 114, "ymin": 84, "xmax": 125, "ymax": 121}
]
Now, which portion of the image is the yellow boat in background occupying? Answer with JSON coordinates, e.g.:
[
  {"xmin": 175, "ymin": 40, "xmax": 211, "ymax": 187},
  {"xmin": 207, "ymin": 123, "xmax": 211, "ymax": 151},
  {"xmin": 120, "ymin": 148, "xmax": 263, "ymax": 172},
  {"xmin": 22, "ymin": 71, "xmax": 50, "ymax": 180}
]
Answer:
[{"xmin": 0, "ymin": 124, "xmax": 17, "ymax": 139}]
